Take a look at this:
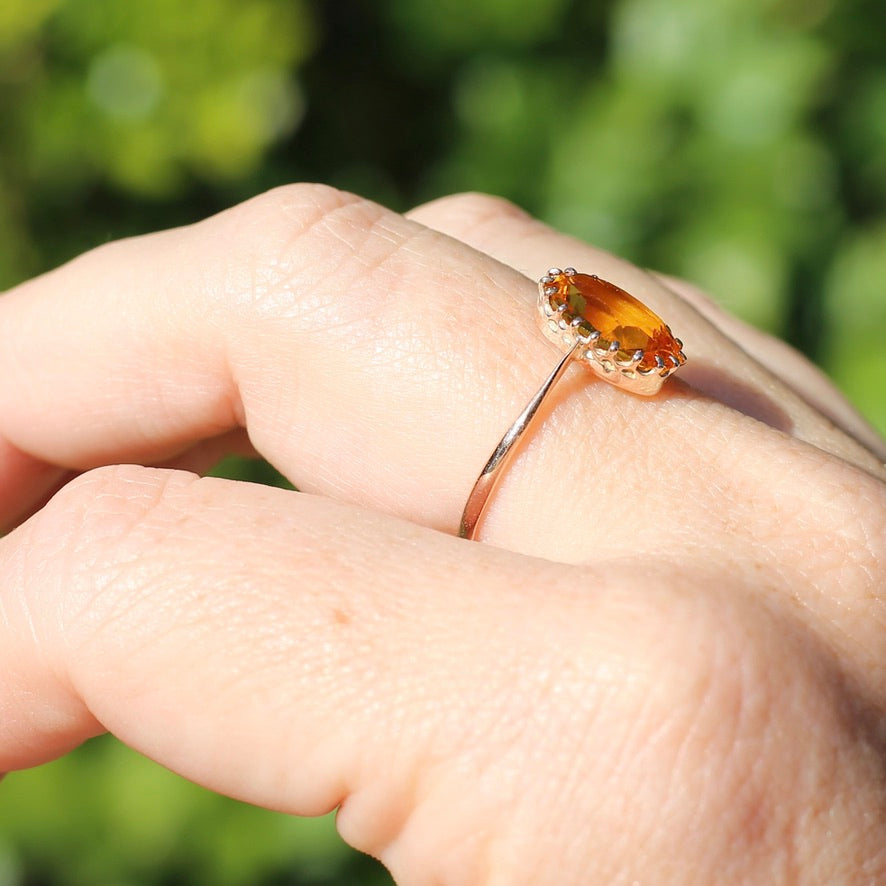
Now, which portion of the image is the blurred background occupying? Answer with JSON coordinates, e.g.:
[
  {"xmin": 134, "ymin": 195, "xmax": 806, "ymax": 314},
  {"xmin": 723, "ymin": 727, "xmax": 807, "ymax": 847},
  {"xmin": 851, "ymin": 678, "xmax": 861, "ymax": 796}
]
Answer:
[{"xmin": 0, "ymin": 0, "xmax": 884, "ymax": 883}]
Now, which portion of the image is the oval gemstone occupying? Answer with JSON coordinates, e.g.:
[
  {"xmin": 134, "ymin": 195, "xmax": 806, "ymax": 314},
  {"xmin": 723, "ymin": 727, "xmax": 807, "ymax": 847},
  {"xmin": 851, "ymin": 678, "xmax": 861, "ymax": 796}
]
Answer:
[{"xmin": 549, "ymin": 271, "xmax": 685, "ymax": 373}]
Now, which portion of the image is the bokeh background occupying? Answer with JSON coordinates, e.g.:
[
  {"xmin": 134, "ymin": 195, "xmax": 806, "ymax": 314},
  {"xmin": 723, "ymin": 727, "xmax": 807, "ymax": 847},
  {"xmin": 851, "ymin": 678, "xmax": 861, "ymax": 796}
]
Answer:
[{"xmin": 1, "ymin": 0, "xmax": 884, "ymax": 883}]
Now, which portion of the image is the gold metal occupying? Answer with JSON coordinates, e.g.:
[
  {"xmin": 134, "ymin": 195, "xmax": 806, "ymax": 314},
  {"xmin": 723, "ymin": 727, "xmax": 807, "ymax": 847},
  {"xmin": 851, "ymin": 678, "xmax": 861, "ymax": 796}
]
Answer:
[
  {"xmin": 458, "ymin": 268, "xmax": 685, "ymax": 541},
  {"xmin": 458, "ymin": 341, "xmax": 580, "ymax": 540}
]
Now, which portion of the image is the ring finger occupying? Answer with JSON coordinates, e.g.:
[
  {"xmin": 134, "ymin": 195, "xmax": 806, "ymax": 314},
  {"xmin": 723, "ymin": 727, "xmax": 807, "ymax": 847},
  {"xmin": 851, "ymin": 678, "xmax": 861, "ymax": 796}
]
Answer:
[{"xmin": 0, "ymin": 184, "xmax": 877, "ymax": 570}]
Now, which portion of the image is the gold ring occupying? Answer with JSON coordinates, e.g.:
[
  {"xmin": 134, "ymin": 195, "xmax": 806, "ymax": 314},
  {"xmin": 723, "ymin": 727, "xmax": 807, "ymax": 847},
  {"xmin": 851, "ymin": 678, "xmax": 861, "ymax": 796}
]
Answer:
[{"xmin": 458, "ymin": 268, "xmax": 687, "ymax": 540}]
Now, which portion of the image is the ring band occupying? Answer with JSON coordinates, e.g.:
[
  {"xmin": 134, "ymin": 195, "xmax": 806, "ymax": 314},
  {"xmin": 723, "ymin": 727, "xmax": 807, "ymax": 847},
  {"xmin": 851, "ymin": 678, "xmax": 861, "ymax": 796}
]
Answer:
[{"xmin": 458, "ymin": 268, "xmax": 686, "ymax": 540}]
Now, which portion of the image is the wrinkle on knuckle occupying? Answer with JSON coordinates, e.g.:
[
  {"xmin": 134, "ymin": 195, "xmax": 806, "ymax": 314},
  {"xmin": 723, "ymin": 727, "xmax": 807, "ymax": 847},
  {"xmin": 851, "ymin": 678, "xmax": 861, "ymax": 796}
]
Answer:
[
  {"xmin": 216, "ymin": 186, "xmax": 489, "ymax": 395},
  {"xmin": 217, "ymin": 183, "xmax": 412, "ymax": 323},
  {"xmin": 27, "ymin": 466, "xmax": 200, "ymax": 650},
  {"xmin": 411, "ymin": 191, "xmax": 529, "ymax": 229},
  {"xmin": 206, "ymin": 186, "xmax": 538, "ymax": 396}
]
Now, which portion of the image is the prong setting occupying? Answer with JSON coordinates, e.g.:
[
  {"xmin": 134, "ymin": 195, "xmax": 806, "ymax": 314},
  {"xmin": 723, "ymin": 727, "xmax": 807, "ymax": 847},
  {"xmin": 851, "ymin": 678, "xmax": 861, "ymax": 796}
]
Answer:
[{"xmin": 536, "ymin": 267, "xmax": 686, "ymax": 396}]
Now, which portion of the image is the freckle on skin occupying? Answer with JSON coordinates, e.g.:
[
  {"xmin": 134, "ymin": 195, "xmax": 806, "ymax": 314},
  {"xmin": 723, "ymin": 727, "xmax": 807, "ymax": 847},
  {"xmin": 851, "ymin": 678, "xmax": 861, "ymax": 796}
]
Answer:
[{"xmin": 332, "ymin": 608, "xmax": 351, "ymax": 626}]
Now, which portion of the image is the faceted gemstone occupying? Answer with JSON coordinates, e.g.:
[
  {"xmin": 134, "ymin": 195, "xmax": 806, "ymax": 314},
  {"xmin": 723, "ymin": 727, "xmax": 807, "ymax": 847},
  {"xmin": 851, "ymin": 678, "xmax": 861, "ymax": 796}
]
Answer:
[{"xmin": 548, "ymin": 271, "xmax": 685, "ymax": 373}]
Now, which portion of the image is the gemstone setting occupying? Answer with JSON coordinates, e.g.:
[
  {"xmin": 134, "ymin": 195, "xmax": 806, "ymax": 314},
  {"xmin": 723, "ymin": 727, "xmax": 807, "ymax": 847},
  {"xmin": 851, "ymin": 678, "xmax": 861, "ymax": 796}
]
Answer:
[{"xmin": 538, "ymin": 268, "xmax": 686, "ymax": 396}]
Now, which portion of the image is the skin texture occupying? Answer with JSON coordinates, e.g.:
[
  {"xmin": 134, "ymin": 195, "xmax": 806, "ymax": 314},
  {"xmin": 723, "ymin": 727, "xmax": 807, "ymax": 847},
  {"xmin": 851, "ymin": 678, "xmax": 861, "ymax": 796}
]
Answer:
[{"xmin": 1, "ymin": 185, "xmax": 885, "ymax": 884}]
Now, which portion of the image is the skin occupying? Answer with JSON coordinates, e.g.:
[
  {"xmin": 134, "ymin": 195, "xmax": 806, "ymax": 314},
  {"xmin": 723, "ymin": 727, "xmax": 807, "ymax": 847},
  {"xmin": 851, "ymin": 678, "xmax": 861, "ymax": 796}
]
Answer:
[{"xmin": 0, "ymin": 185, "xmax": 885, "ymax": 884}]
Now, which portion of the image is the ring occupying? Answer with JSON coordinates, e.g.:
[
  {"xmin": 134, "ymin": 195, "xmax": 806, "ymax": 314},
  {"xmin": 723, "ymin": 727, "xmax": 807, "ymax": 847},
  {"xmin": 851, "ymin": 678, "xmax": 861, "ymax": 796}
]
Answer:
[{"xmin": 458, "ymin": 267, "xmax": 687, "ymax": 540}]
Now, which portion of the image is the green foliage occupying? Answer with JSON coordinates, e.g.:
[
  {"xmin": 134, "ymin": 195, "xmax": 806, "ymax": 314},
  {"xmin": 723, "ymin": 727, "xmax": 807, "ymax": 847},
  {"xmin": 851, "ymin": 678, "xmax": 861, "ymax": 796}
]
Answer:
[
  {"xmin": 384, "ymin": 0, "xmax": 574, "ymax": 55},
  {"xmin": 26, "ymin": 0, "xmax": 311, "ymax": 194},
  {"xmin": 1, "ymin": 0, "xmax": 884, "ymax": 884},
  {"xmin": 0, "ymin": 736, "xmax": 389, "ymax": 885}
]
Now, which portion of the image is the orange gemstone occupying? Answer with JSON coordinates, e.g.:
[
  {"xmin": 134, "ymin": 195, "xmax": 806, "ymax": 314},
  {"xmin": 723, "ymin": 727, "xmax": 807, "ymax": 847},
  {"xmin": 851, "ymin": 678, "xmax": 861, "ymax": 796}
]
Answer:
[{"xmin": 548, "ymin": 271, "xmax": 685, "ymax": 373}]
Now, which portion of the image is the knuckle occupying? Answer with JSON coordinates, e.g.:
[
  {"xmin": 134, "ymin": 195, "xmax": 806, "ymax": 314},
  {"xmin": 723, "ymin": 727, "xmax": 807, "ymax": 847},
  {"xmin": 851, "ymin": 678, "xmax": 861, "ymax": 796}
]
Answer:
[
  {"xmin": 214, "ymin": 182, "xmax": 405, "ymax": 318},
  {"xmin": 37, "ymin": 465, "xmax": 190, "ymax": 545},
  {"xmin": 223, "ymin": 182, "xmax": 377, "ymax": 263},
  {"xmin": 631, "ymin": 588, "xmax": 858, "ymax": 871},
  {"xmin": 411, "ymin": 191, "xmax": 529, "ymax": 227},
  {"xmin": 792, "ymin": 467, "xmax": 886, "ymax": 626},
  {"xmin": 234, "ymin": 182, "xmax": 363, "ymax": 239},
  {"xmin": 586, "ymin": 589, "xmax": 801, "ymax": 852},
  {"xmin": 26, "ymin": 466, "xmax": 198, "ymax": 638}
]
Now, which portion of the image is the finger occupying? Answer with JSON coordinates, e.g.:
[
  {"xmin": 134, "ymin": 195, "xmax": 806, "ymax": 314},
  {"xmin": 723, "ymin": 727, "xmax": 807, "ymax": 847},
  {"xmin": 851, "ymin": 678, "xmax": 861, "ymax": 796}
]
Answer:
[
  {"xmin": 0, "ymin": 465, "xmax": 618, "ymax": 859},
  {"xmin": 3, "ymin": 466, "xmax": 884, "ymax": 882},
  {"xmin": 0, "ymin": 468, "xmax": 881, "ymax": 886},
  {"xmin": 0, "ymin": 185, "xmax": 552, "ymax": 537},
  {"xmin": 0, "ymin": 436, "xmax": 70, "ymax": 531},
  {"xmin": 0, "ymin": 184, "xmax": 880, "ymax": 583},
  {"xmin": 0, "ymin": 426, "xmax": 255, "ymax": 535},
  {"xmin": 654, "ymin": 272, "xmax": 886, "ymax": 461},
  {"xmin": 406, "ymin": 192, "xmax": 886, "ymax": 465}
]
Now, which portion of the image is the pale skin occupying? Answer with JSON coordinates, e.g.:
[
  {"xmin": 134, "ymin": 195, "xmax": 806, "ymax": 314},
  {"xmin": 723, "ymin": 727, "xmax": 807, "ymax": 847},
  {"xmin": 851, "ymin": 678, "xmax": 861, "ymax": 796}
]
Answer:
[{"xmin": 1, "ymin": 185, "xmax": 885, "ymax": 884}]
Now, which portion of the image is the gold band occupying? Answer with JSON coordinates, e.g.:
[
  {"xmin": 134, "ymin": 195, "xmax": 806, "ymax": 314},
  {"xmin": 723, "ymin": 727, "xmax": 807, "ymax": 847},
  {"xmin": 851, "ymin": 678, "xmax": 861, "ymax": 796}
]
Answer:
[{"xmin": 458, "ymin": 341, "xmax": 580, "ymax": 540}]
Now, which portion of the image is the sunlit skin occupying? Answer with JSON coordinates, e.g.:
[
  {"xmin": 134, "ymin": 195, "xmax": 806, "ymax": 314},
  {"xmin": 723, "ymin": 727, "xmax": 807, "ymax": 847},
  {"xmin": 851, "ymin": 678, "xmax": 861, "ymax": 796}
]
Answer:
[{"xmin": 0, "ymin": 187, "xmax": 885, "ymax": 884}]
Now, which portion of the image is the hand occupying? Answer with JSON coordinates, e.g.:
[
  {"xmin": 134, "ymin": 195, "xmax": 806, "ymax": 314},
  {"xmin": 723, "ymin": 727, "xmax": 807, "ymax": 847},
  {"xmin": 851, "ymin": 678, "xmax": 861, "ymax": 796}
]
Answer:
[{"xmin": 1, "ymin": 186, "xmax": 884, "ymax": 884}]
